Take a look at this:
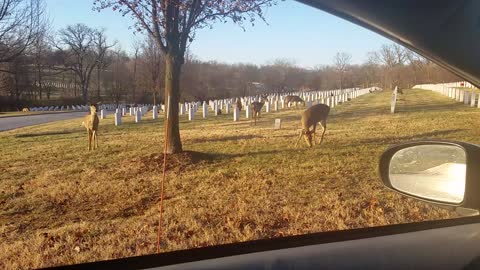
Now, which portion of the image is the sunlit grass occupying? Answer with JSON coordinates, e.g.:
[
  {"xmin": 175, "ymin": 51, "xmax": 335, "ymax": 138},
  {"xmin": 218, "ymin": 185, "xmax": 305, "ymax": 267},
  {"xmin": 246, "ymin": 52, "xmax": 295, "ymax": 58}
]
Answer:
[{"xmin": 1, "ymin": 88, "xmax": 479, "ymax": 269}]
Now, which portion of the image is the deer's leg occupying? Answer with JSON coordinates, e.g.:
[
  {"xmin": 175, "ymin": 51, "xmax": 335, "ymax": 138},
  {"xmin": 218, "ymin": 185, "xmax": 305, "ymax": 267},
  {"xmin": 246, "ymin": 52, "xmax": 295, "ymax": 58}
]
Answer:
[
  {"xmin": 295, "ymin": 130, "xmax": 303, "ymax": 147},
  {"xmin": 303, "ymin": 128, "xmax": 313, "ymax": 147},
  {"xmin": 88, "ymin": 130, "xmax": 92, "ymax": 151},
  {"xmin": 93, "ymin": 130, "xmax": 98, "ymax": 149},
  {"xmin": 312, "ymin": 123, "xmax": 317, "ymax": 145},
  {"xmin": 319, "ymin": 120, "xmax": 327, "ymax": 145}
]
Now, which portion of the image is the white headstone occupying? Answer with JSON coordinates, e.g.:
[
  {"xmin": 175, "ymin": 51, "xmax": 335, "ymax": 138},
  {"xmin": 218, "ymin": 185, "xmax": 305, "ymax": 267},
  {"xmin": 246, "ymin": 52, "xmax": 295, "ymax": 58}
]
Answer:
[
  {"xmin": 274, "ymin": 119, "xmax": 282, "ymax": 129},
  {"xmin": 179, "ymin": 103, "xmax": 184, "ymax": 115},
  {"xmin": 233, "ymin": 107, "xmax": 239, "ymax": 121},
  {"xmin": 307, "ymin": 100, "xmax": 312, "ymax": 108},
  {"xmin": 100, "ymin": 109, "xmax": 106, "ymax": 119},
  {"xmin": 471, "ymin": 92, "xmax": 476, "ymax": 107},
  {"xmin": 266, "ymin": 101, "xmax": 270, "ymax": 113},
  {"xmin": 214, "ymin": 102, "xmax": 219, "ymax": 116},
  {"xmin": 188, "ymin": 106, "xmax": 194, "ymax": 121},
  {"xmin": 391, "ymin": 87, "xmax": 398, "ymax": 114},
  {"xmin": 152, "ymin": 105, "xmax": 158, "ymax": 119},
  {"xmin": 203, "ymin": 103, "xmax": 208, "ymax": 118},
  {"xmin": 115, "ymin": 112, "xmax": 122, "ymax": 126},
  {"xmin": 122, "ymin": 108, "xmax": 126, "ymax": 116},
  {"xmin": 464, "ymin": 91, "xmax": 470, "ymax": 105},
  {"xmin": 274, "ymin": 100, "xmax": 278, "ymax": 112},
  {"xmin": 226, "ymin": 103, "xmax": 231, "ymax": 114},
  {"xmin": 135, "ymin": 111, "xmax": 141, "ymax": 123},
  {"xmin": 245, "ymin": 104, "xmax": 250, "ymax": 118}
]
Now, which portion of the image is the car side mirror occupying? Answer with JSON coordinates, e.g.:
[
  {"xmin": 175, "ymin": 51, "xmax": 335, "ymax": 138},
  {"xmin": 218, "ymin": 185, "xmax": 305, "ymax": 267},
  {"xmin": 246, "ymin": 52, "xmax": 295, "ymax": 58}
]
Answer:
[{"xmin": 379, "ymin": 140, "xmax": 480, "ymax": 213}]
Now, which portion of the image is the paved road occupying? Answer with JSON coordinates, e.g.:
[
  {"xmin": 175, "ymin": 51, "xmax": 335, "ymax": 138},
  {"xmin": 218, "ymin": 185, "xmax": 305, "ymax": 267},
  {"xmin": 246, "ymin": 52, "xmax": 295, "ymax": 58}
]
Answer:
[
  {"xmin": 0, "ymin": 112, "xmax": 87, "ymax": 132},
  {"xmin": 390, "ymin": 163, "xmax": 466, "ymax": 203}
]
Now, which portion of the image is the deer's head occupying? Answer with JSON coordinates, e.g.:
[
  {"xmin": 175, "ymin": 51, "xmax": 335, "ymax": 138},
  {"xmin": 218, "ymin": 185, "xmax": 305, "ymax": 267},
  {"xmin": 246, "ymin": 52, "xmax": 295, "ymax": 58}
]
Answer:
[
  {"xmin": 303, "ymin": 129, "xmax": 313, "ymax": 147},
  {"xmin": 90, "ymin": 105, "xmax": 97, "ymax": 114}
]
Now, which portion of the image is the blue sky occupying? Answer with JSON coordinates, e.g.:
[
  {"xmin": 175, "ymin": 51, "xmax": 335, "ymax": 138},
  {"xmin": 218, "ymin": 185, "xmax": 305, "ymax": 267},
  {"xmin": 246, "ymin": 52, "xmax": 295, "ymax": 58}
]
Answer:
[{"xmin": 46, "ymin": 0, "xmax": 391, "ymax": 68}]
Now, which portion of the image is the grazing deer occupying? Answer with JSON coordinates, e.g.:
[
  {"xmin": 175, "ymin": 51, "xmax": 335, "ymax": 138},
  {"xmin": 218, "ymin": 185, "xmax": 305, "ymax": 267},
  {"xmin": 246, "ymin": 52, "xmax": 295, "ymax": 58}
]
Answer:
[
  {"xmin": 284, "ymin": 95, "xmax": 305, "ymax": 108},
  {"xmin": 235, "ymin": 98, "xmax": 243, "ymax": 112},
  {"xmin": 296, "ymin": 103, "xmax": 330, "ymax": 147},
  {"xmin": 251, "ymin": 96, "xmax": 268, "ymax": 125},
  {"xmin": 81, "ymin": 104, "xmax": 100, "ymax": 151}
]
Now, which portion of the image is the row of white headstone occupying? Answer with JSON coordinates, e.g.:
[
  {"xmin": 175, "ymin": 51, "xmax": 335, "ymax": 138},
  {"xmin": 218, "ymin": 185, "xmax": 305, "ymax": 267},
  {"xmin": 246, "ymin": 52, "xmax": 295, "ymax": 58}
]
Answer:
[
  {"xmin": 104, "ymin": 87, "xmax": 372, "ymax": 127},
  {"xmin": 29, "ymin": 105, "xmax": 90, "ymax": 112},
  {"xmin": 98, "ymin": 105, "xmax": 152, "ymax": 126},
  {"xmin": 171, "ymin": 87, "xmax": 371, "ymax": 122},
  {"xmin": 34, "ymin": 81, "xmax": 77, "ymax": 89},
  {"xmin": 28, "ymin": 103, "xmax": 155, "ymax": 113},
  {"xmin": 413, "ymin": 83, "xmax": 480, "ymax": 108},
  {"xmin": 175, "ymin": 87, "xmax": 363, "ymax": 117}
]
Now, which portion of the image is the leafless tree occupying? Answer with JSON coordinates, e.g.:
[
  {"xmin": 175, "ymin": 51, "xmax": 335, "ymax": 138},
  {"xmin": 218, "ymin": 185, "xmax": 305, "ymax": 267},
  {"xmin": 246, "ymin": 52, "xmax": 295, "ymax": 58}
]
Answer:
[
  {"xmin": 94, "ymin": 29, "xmax": 116, "ymax": 101},
  {"xmin": 104, "ymin": 47, "xmax": 132, "ymax": 106},
  {"xmin": 0, "ymin": 0, "xmax": 45, "ymax": 64},
  {"xmin": 333, "ymin": 52, "xmax": 352, "ymax": 90},
  {"xmin": 130, "ymin": 38, "xmax": 140, "ymax": 103},
  {"xmin": 140, "ymin": 36, "xmax": 163, "ymax": 104},
  {"xmin": 94, "ymin": 0, "xmax": 277, "ymax": 154},
  {"xmin": 56, "ymin": 24, "xmax": 114, "ymax": 103}
]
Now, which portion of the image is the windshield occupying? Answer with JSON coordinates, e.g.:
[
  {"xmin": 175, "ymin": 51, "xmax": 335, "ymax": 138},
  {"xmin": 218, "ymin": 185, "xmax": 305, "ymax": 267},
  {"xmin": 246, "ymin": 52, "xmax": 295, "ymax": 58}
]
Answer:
[{"xmin": 0, "ymin": 0, "xmax": 476, "ymax": 269}]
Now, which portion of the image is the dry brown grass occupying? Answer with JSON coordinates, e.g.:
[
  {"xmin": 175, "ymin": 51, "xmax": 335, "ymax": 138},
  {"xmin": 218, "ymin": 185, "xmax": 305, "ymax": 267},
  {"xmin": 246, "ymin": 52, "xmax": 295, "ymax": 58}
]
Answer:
[{"xmin": 1, "ymin": 88, "xmax": 479, "ymax": 269}]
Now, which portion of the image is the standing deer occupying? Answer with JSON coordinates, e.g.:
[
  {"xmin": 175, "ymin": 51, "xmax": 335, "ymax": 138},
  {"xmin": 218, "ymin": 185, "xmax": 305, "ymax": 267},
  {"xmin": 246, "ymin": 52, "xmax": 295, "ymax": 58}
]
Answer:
[
  {"xmin": 296, "ymin": 103, "xmax": 330, "ymax": 147},
  {"xmin": 235, "ymin": 98, "xmax": 243, "ymax": 112},
  {"xmin": 251, "ymin": 96, "xmax": 267, "ymax": 125},
  {"xmin": 81, "ymin": 104, "xmax": 100, "ymax": 151},
  {"xmin": 284, "ymin": 95, "xmax": 305, "ymax": 108}
]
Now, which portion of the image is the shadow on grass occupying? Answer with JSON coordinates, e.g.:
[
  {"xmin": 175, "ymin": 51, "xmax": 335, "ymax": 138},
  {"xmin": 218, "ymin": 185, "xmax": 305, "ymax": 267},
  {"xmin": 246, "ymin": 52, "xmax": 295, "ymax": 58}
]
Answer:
[
  {"xmin": 356, "ymin": 129, "xmax": 467, "ymax": 146},
  {"xmin": 15, "ymin": 131, "xmax": 74, "ymax": 138},
  {"xmin": 211, "ymin": 148, "xmax": 310, "ymax": 160},
  {"xmin": 190, "ymin": 134, "xmax": 264, "ymax": 143},
  {"xmin": 333, "ymin": 99, "xmax": 468, "ymax": 120}
]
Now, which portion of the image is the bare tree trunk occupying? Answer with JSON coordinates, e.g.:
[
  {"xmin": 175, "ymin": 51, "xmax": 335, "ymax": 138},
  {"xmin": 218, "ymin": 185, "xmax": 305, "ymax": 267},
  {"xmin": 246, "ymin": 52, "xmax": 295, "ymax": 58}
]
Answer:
[
  {"xmin": 97, "ymin": 66, "xmax": 101, "ymax": 101},
  {"xmin": 82, "ymin": 82, "xmax": 88, "ymax": 104},
  {"xmin": 133, "ymin": 55, "xmax": 137, "ymax": 103},
  {"xmin": 73, "ymin": 71, "xmax": 77, "ymax": 97},
  {"xmin": 164, "ymin": 54, "xmax": 182, "ymax": 154}
]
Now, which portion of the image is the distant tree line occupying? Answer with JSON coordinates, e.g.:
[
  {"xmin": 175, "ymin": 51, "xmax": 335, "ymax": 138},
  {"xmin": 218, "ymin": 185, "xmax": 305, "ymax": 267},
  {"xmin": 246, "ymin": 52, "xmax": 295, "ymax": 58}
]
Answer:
[{"xmin": 0, "ymin": 1, "xmax": 461, "ymax": 111}]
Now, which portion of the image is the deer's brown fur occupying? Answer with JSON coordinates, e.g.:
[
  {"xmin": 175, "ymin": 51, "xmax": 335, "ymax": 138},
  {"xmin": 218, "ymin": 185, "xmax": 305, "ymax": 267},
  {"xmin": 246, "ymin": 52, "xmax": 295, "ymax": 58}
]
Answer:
[
  {"xmin": 284, "ymin": 95, "xmax": 305, "ymax": 108},
  {"xmin": 235, "ymin": 98, "xmax": 242, "ymax": 112},
  {"xmin": 296, "ymin": 104, "xmax": 330, "ymax": 147},
  {"xmin": 251, "ymin": 97, "xmax": 267, "ymax": 125},
  {"xmin": 81, "ymin": 105, "xmax": 100, "ymax": 151}
]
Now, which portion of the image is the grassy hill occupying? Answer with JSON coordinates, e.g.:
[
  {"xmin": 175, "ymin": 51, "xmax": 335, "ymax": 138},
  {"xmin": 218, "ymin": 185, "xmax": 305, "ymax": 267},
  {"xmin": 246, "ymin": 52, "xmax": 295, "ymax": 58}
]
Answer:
[{"xmin": 1, "ymin": 88, "xmax": 479, "ymax": 269}]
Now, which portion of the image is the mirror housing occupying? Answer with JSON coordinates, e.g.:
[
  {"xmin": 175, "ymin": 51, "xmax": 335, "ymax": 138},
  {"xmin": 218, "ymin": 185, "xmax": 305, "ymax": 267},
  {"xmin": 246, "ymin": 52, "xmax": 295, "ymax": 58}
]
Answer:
[{"xmin": 380, "ymin": 140, "xmax": 480, "ymax": 212}]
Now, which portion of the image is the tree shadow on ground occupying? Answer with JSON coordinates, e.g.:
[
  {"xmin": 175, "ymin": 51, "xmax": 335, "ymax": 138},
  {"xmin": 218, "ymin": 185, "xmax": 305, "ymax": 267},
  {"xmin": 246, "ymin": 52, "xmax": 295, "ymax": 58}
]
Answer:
[
  {"xmin": 353, "ymin": 129, "xmax": 467, "ymax": 147},
  {"xmin": 189, "ymin": 134, "xmax": 264, "ymax": 144},
  {"xmin": 211, "ymin": 147, "xmax": 316, "ymax": 160},
  {"xmin": 14, "ymin": 131, "xmax": 74, "ymax": 138},
  {"xmin": 332, "ymin": 102, "xmax": 468, "ymax": 120}
]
